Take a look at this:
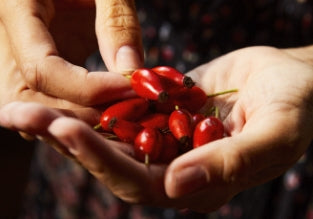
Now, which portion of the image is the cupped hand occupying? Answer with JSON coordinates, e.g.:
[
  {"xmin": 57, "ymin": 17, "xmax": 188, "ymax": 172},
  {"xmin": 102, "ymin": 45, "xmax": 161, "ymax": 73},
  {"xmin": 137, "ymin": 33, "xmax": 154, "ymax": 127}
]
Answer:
[
  {"xmin": 0, "ymin": 0, "xmax": 143, "ymax": 118},
  {"xmin": 1, "ymin": 46, "xmax": 313, "ymax": 212}
]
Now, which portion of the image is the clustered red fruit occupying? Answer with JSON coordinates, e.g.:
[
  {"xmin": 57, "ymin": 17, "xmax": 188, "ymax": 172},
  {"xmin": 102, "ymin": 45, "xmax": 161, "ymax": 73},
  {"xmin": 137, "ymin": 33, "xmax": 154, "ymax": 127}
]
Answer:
[{"xmin": 95, "ymin": 66, "xmax": 231, "ymax": 164}]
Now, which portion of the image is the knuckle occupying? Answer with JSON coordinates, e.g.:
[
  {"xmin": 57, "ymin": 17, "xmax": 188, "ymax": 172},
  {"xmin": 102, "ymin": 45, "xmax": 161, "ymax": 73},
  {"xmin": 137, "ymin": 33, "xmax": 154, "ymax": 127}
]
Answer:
[
  {"xmin": 21, "ymin": 61, "xmax": 44, "ymax": 92},
  {"xmin": 100, "ymin": 1, "xmax": 140, "ymax": 34}
]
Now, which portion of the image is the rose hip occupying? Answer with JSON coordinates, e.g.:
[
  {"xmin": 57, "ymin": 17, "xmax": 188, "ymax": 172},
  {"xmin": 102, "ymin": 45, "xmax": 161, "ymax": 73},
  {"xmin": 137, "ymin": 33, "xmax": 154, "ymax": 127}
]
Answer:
[
  {"xmin": 131, "ymin": 68, "xmax": 169, "ymax": 103},
  {"xmin": 158, "ymin": 132, "xmax": 180, "ymax": 163},
  {"xmin": 111, "ymin": 118, "xmax": 143, "ymax": 143},
  {"xmin": 193, "ymin": 116, "xmax": 224, "ymax": 148},
  {"xmin": 169, "ymin": 107, "xmax": 193, "ymax": 151},
  {"xmin": 172, "ymin": 86, "xmax": 207, "ymax": 113},
  {"xmin": 139, "ymin": 113, "xmax": 169, "ymax": 130},
  {"xmin": 152, "ymin": 66, "xmax": 195, "ymax": 88},
  {"xmin": 134, "ymin": 127, "xmax": 163, "ymax": 164},
  {"xmin": 100, "ymin": 97, "xmax": 149, "ymax": 131}
]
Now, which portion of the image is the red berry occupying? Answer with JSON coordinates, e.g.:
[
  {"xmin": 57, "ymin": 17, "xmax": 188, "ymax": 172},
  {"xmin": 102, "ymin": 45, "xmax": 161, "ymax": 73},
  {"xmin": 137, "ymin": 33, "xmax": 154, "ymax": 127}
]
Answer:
[
  {"xmin": 158, "ymin": 132, "xmax": 180, "ymax": 163},
  {"xmin": 193, "ymin": 116, "xmax": 224, "ymax": 148},
  {"xmin": 134, "ymin": 127, "xmax": 163, "ymax": 164},
  {"xmin": 152, "ymin": 66, "xmax": 195, "ymax": 88},
  {"xmin": 191, "ymin": 113, "xmax": 206, "ymax": 130},
  {"xmin": 111, "ymin": 118, "xmax": 143, "ymax": 143},
  {"xmin": 169, "ymin": 107, "xmax": 193, "ymax": 151},
  {"xmin": 172, "ymin": 86, "xmax": 207, "ymax": 113},
  {"xmin": 131, "ymin": 68, "xmax": 169, "ymax": 103},
  {"xmin": 100, "ymin": 97, "xmax": 149, "ymax": 131},
  {"xmin": 139, "ymin": 113, "xmax": 169, "ymax": 130}
]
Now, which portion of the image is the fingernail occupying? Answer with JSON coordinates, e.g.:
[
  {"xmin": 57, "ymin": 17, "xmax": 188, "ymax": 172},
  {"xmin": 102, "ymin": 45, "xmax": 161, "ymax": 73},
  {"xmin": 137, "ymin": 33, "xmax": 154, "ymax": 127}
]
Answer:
[
  {"xmin": 116, "ymin": 46, "xmax": 141, "ymax": 73},
  {"xmin": 173, "ymin": 166, "xmax": 208, "ymax": 196}
]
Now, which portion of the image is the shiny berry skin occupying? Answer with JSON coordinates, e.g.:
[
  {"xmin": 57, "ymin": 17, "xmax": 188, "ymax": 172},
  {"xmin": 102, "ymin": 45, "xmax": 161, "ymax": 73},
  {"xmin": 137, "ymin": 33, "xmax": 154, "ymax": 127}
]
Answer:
[
  {"xmin": 134, "ymin": 127, "xmax": 163, "ymax": 164},
  {"xmin": 172, "ymin": 86, "xmax": 207, "ymax": 113},
  {"xmin": 158, "ymin": 132, "xmax": 180, "ymax": 163},
  {"xmin": 139, "ymin": 113, "xmax": 169, "ymax": 130},
  {"xmin": 169, "ymin": 108, "xmax": 193, "ymax": 150},
  {"xmin": 154, "ymin": 86, "xmax": 207, "ymax": 114},
  {"xmin": 131, "ymin": 68, "xmax": 169, "ymax": 103},
  {"xmin": 111, "ymin": 118, "xmax": 143, "ymax": 143},
  {"xmin": 152, "ymin": 66, "xmax": 195, "ymax": 88},
  {"xmin": 192, "ymin": 113, "xmax": 206, "ymax": 130},
  {"xmin": 100, "ymin": 97, "xmax": 149, "ymax": 131},
  {"xmin": 193, "ymin": 116, "xmax": 224, "ymax": 148}
]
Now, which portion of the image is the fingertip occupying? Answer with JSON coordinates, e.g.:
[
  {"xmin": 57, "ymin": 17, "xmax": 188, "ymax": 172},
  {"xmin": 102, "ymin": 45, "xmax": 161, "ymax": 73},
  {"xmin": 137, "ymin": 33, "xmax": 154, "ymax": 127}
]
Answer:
[
  {"xmin": 115, "ymin": 45, "xmax": 143, "ymax": 73},
  {"xmin": 165, "ymin": 163, "xmax": 209, "ymax": 198}
]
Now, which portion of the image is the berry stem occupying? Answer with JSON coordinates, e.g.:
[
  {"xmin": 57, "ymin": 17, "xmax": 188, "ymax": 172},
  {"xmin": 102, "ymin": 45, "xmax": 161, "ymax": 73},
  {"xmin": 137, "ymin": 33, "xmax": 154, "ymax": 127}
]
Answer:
[
  {"xmin": 207, "ymin": 89, "xmax": 238, "ymax": 98},
  {"xmin": 123, "ymin": 74, "xmax": 132, "ymax": 79},
  {"xmin": 215, "ymin": 106, "xmax": 220, "ymax": 118},
  {"xmin": 145, "ymin": 154, "xmax": 150, "ymax": 165},
  {"xmin": 93, "ymin": 123, "xmax": 102, "ymax": 130}
]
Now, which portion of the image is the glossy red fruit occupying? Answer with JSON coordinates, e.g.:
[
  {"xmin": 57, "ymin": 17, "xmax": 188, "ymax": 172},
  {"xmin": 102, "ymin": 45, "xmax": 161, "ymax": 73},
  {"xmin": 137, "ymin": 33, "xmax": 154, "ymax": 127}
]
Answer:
[
  {"xmin": 172, "ymin": 86, "xmax": 207, "ymax": 113},
  {"xmin": 139, "ymin": 113, "xmax": 169, "ymax": 130},
  {"xmin": 158, "ymin": 132, "xmax": 180, "ymax": 163},
  {"xmin": 152, "ymin": 66, "xmax": 195, "ymax": 88},
  {"xmin": 111, "ymin": 118, "xmax": 143, "ymax": 143},
  {"xmin": 192, "ymin": 113, "xmax": 206, "ymax": 130},
  {"xmin": 131, "ymin": 68, "xmax": 169, "ymax": 103},
  {"xmin": 169, "ymin": 108, "xmax": 193, "ymax": 151},
  {"xmin": 193, "ymin": 116, "xmax": 224, "ymax": 148},
  {"xmin": 134, "ymin": 127, "xmax": 163, "ymax": 164},
  {"xmin": 100, "ymin": 97, "xmax": 149, "ymax": 131}
]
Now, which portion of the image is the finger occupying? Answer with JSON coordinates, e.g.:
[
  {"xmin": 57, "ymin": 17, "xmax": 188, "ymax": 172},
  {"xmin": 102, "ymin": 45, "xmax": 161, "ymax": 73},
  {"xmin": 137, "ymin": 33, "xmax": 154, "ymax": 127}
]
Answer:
[
  {"xmin": 0, "ymin": 101, "xmax": 100, "ymax": 159},
  {"xmin": 1, "ymin": 2, "xmax": 134, "ymax": 105},
  {"xmin": 0, "ymin": 101, "xmax": 100, "ymax": 133},
  {"xmin": 95, "ymin": 0, "xmax": 143, "ymax": 73},
  {"xmin": 47, "ymin": 117, "xmax": 172, "ymax": 204}
]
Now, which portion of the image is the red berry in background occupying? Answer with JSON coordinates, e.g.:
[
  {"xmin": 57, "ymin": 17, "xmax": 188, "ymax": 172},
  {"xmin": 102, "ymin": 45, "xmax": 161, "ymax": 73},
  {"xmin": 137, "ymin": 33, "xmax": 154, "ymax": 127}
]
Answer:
[
  {"xmin": 192, "ymin": 113, "xmax": 206, "ymax": 130},
  {"xmin": 152, "ymin": 66, "xmax": 195, "ymax": 88},
  {"xmin": 158, "ymin": 132, "xmax": 180, "ymax": 163},
  {"xmin": 172, "ymin": 86, "xmax": 207, "ymax": 113},
  {"xmin": 100, "ymin": 97, "xmax": 149, "ymax": 131},
  {"xmin": 139, "ymin": 113, "xmax": 169, "ymax": 130},
  {"xmin": 154, "ymin": 86, "xmax": 207, "ymax": 114},
  {"xmin": 134, "ymin": 127, "xmax": 163, "ymax": 164},
  {"xmin": 131, "ymin": 68, "xmax": 169, "ymax": 103},
  {"xmin": 169, "ymin": 107, "xmax": 193, "ymax": 151},
  {"xmin": 193, "ymin": 116, "xmax": 224, "ymax": 148},
  {"xmin": 111, "ymin": 118, "xmax": 143, "ymax": 143}
]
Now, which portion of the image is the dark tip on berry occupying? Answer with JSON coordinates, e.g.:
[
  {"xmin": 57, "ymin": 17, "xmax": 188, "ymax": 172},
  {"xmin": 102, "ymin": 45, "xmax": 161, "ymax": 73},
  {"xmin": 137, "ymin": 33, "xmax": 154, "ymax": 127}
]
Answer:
[
  {"xmin": 108, "ymin": 117, "xmax": 118, "ymax": 129},
  {"xmin": 179, "ymin": 136, "xmax": 192, "ymax": 153},
  {"xmin": 183, "ymin": 76, "xmax": 195, "ymax": 88},
  {"xmin": 158, "ymin": 91, "xmax": 169, "ymax": 103}
]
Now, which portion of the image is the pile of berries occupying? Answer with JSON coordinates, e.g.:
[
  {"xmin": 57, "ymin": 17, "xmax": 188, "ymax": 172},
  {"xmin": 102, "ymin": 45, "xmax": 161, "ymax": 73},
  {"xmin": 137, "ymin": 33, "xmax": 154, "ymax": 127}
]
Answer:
[{"xmin": 95, "ymin": 66, "xmax": 235, "ymax": 164}]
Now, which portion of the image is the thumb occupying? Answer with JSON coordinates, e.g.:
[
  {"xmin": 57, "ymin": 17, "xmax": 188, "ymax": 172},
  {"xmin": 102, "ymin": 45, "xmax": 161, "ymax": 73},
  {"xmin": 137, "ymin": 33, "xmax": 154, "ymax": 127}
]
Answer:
[
  {"xmin": 95, "ymin": 0, "xmax": 143, "ymax": 73},
  {"xmin": 164, "ymin": 113, "xmax": 309, "ymax": 205}
]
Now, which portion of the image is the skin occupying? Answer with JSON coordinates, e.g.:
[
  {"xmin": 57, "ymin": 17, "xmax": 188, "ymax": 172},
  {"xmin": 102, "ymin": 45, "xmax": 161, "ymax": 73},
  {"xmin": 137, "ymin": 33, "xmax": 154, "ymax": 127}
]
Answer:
[
  {"xmin": 0, "ymin": 0, "xmax": 143, "ymax": 124},
  {"xmin": 1, "ymin": 46, "xmax": 313, "ymax": 212}
]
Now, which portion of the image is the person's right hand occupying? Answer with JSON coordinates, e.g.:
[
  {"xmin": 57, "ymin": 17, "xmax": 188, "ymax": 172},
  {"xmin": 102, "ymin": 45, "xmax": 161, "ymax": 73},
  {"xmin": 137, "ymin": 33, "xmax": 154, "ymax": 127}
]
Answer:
[{"xmin": 0, "ymin": 0, "xmax": 143, "ymax": 124}]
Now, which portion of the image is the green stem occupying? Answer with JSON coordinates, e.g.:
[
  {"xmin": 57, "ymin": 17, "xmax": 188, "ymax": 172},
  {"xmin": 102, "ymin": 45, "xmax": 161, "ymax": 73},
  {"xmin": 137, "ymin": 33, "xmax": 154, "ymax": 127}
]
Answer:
[
  {"xmin": 207, "ymin": 88, "xmax": 238, "ymax": 98},
  {"xmin": 123, "ymin": 74, "xmax": 132, "ymax": 79},
  {"xmin": 93, "ymin": 123, "xmax": 102, "ymax": 130},
  {"xmin": 215, "ymin": 106, "xmax": 220, "ymax": 119}
]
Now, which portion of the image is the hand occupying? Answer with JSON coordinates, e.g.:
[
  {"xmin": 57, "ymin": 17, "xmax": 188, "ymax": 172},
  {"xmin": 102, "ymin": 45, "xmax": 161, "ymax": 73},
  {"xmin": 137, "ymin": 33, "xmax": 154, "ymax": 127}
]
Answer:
[
  {"xmin": 1, "ymin": 46, "xmax": 313, "ymax": 212},
  {"xmin": 0, "ymin": 0, "xmax": 143, "ymax": 121}
]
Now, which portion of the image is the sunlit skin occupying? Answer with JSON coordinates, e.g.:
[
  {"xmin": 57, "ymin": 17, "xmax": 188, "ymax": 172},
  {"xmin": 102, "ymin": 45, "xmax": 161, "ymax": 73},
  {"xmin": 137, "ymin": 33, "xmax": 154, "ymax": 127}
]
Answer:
[
  {"xmin": 1, "ymin": 46, "xmax": 313, "ymax": 212},
  {"xmin": 0, "ymin": 0, "xmax": 143, "ymax": 125}
]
